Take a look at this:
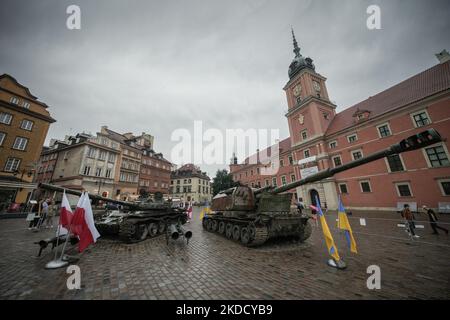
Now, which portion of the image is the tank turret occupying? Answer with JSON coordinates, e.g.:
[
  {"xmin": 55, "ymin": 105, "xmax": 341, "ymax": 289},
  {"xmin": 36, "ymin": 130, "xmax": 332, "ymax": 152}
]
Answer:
[{"xmin": 204, "ymin": 129, "xmax": 442, "ymax": 246}]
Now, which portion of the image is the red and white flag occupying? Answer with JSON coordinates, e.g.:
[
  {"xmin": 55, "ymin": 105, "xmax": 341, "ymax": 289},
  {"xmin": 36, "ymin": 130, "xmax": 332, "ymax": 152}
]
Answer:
[
  {"xmin": 71, "ymin": 192, "xmax": 100, "ymax": 252},
  {"xmin": 57, "ymin": 190, "xmax": 73, "ymax": 236}
]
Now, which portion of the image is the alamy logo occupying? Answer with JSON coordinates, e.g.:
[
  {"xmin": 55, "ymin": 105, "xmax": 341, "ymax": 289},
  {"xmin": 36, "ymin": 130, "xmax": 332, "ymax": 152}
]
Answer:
[
  {"xmin": 66, "ymin": 5, "xmax": 81, "ymax": 30},
  {"xmin": 366, "ymin": 5, "xmax": 381, "ymax": 30},
  {"xmin": 66, "ymin": 265, "xmax": 81, "ymax": 290},
  {"xmin": 366, "ymin": 265, "xmax": 381, "ymax": 290}
]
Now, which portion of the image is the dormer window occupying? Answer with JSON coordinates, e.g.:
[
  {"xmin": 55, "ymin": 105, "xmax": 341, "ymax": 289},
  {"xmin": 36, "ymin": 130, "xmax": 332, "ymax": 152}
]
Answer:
[
  {"xmin": 353, "ymin": 108, "xmax": 371, "ymax": 122},
  {"xmin": 10, "ymin": 96, "xmax": 19, "ymax": 105}
]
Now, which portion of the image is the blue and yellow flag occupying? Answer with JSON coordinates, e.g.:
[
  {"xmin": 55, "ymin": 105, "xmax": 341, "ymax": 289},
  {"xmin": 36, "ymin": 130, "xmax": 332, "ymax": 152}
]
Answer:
[
  {"xmin": 315, "ymin": 196, "xmax": 340, "ymax": 262},
  {"xmin": 337, "ymin": 196, "xmax": 357, "ymax": 254},
  {"xmin": 199, "ymin": 201, "xmax": 211, "ymax": 220}
]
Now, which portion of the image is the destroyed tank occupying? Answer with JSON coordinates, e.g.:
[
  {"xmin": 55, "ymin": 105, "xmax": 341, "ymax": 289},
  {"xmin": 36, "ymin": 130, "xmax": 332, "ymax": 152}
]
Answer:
[
  {"xmin": 203, "ymin": 129, "xmax": 442, "ymax": 246},
  {"xmin": 37, "ymin": 184, "xmax": 190, "ymax": 244}
]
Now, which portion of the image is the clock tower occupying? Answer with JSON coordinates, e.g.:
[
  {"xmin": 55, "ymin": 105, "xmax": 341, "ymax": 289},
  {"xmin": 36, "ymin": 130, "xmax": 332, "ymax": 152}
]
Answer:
[
  {"xmin": 283, "ymin": 29, "xmax": 339, "ymax": 211},
  {"xmin": 284, "ymin": 28, "xmax": 336, "ymax": 148}
]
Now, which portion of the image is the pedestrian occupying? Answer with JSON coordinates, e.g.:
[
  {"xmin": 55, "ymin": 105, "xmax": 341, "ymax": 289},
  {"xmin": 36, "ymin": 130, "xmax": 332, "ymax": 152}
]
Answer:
[
  {"xmin": 422, "ymin": 205, "xmax": 449, "ymax": 235},
  {"xmin": 296, "ymin": 197, "xmax": 305, "ymax": 214},
  {"xmin": 401, "ymin": 204, "xmax": 419, "ymax": 238},
  {"xmin": 45, "ymin": 198, "xmax": 56, "ymax": 228}
]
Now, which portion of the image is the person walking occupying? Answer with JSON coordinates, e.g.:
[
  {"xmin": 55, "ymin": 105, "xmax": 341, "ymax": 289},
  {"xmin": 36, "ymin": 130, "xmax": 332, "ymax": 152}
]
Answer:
[
  {"xmin": 401, "ymin": 204, "xmax": 419, "ymax": 238},
  {"xmin": 45, "ymin": 198, "xmax": 56, "ymax": 228},
  {"xmin": 422, "ymin": 205, "xmax": 449, "ymax": 235},
  {"xmin": 296, "ymin": 197, "xmax": 305, "ymax": 214}
]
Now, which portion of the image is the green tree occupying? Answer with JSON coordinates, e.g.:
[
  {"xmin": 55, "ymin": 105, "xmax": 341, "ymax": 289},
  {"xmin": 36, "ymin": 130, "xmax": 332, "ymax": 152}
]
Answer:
[{"xmin": 212, "ymin": 169, "xmax": 239, "ymax": 196}]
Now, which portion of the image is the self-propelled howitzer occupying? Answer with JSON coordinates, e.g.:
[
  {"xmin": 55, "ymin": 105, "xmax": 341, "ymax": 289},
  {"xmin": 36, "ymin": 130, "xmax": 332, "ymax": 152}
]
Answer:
[
  {"xmin": 37, "ymin": 183, "xmax": 189, "ymax": 243},
  {"xmin": 203, "ymin": 129, "xmax": 442, "ymax": 246}
]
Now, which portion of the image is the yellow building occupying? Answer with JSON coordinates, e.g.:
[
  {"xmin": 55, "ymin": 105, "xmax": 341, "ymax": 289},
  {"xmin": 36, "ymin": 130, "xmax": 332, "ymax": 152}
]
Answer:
[
  {"xmin": 170, "ymin": 164, "xmax": 212, "ymax": 204},
  {"xmin": 0, "ymin": 74, "xmax": 55, "ymax": 210}
]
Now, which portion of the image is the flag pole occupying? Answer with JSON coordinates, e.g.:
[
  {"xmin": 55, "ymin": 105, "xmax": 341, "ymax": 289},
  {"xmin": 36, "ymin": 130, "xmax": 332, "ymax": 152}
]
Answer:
[{"xmin": 45, "ymin": 189, "xmax": 73, "ymax": 269}]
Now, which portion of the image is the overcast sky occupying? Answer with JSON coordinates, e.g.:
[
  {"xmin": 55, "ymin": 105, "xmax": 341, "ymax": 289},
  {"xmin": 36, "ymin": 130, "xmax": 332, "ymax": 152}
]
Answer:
[{"xmin": 1, "ymin": 0, "xmax": 449, "ymax": 178}]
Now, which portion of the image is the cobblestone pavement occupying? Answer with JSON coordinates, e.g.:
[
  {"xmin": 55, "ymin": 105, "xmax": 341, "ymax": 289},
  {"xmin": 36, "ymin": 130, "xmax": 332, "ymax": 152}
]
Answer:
[{"xmin": 0, "ymin": 208, "xmax": 449, "ymax": 300}]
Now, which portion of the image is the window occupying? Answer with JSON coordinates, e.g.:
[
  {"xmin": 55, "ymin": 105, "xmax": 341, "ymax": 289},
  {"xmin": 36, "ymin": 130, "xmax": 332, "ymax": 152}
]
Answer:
[
  {"xmin": 339, "ymin": 183, "xmax": 348, "ymax": 194},
  {"xmin": 20, "ymin": 120, "xmax": 33, "ymax": 131},
  {"xmin": 0, "ymin": 132, "xmax": 5, "ymax": 146},
  {"xmin": 288, "ymin": 155, "xmax": 294, "ymax": 165},
  {"xmin": 360, "ymin": 181, "xmax": 372, "ymax": 193},
  {"xmin": 411, "ymin": 110, "xmax": 430, "ymax": 127},
  {"xmin": 9, "ymin": 96, "xmax": 19, "ymax": 104},
  {"xmin": 301, "ymin": 130, "xmax": 308, "ymax": 140},
  {"xmin": 0, "ymin": 112, "xmax": 12, "ymax": 125},
  {"xmin": 377, "ymin": 123, "xmax": 391, "ymax": 137},
  {"xmin": 281, "ymin": 176, "xmax": 287, "ymax": 185},
  {"xmin": 386, "ymin": 154, "xmax": 404, "ymax": 172},
  {"xmin": 13, "ymin": 137, "xmax": 28, "ymax": 150},
  {"xmin": 87, "ymin": 147, "xmax": 96, "ymax": 158},
  {"xmin": 425, "ymin": 145, "xmax": 450, "ymax": 167},
  {"xmin": 396, "ymin": 183, "xmax": 412, "ymax": 197},
  {"xmin": 272, "ymin": 177, "xmax": 277, "ymax": 187},
  {"xmin": 291, "ymin": 174, "xmax": 296, "ymax": 182},
  {"xmin": 332, "ymin": 156, "xmax": 342, "ymax": 167},
  {"xmin": 265, "ymin": 179, "xmax": 270, "ymax": 186},
  {"xmin": 329, "ymin": 141, "xmax": 337, "ymax": 149},
  {"xmin": 4, "ymin": 158, "xmax": 20, "ymax": 172},
  {"xmin": 347, "ymin": 134, "xmax": 358, "ymax": 143},
  {"xmin": 351, "ymin": 150, "xmax": 363, "ymax": 161},
  {"xmin": 23, "ymin": 102, "xmax": 30, "ymax": 109},
  {"xmin": 280, "ymin": 159, "xmax": 284, "ymax": 167},
  {"xmin": 105, "ymin": 169, "xmax": 112, "ymax": 178},
  {"xmin": 439, "ymin": 180, "xmax": 450, "ymax": 196},
  {"xmin": 83, "ymin": 166, "xmax": 91, "ymax": 176},
  {"xmin": 304, "ymin": 149, "xmax": 310, "ymax": 158},
  {"xmin": 95, "ymin": 168, "xmax": 102, "ymax": 177},
  {"xmin": 98, "ymin": 151, "xmax": 107, "ymax": 161}
]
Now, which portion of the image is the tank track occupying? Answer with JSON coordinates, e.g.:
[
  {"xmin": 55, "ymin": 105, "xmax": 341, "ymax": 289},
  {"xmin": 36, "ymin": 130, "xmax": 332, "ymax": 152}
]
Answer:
[
  {"xmin": 202, "ymin": 216, "xmax": 269, "ymax": 247},
  {"xmin": 118, "ymin": 219, "xmax": 164, "ymax": 243}
]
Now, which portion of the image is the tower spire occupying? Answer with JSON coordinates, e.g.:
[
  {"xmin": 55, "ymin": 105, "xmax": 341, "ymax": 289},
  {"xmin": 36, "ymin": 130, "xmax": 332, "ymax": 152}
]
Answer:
[{"xmin": 291, "ymin": 27, "xmax": 301, "ymax": 57}]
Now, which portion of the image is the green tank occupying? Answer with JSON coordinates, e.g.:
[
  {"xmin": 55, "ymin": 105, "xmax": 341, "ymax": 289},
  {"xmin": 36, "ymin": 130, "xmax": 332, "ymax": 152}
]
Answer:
[
  {"xmin": 203, "ymin": 129, "xmax": 442, "ymax": 246},
  {"xmin": 37, "ymin": 184, "xmax": 190, "ymax": 244}
]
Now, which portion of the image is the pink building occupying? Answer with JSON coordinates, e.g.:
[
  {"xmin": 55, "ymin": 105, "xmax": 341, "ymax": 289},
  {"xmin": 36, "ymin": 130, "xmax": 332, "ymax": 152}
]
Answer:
[{"xmin": 231, "ymin": 32, "xmax": 450, "ymax": 211}]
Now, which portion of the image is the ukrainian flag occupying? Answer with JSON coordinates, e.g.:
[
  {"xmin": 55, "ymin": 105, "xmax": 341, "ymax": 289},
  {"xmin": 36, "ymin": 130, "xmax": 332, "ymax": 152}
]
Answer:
[
  {"xmin": 337, "ymin": 196, "xmax": 357, "ymax": 254},
  {"xmin": 200, "ymin": 201, "xmax": 211, "ymax": 220},
  {"xmin": 315, "ymin": 196, "xmax": 340, "ymax": 262}
]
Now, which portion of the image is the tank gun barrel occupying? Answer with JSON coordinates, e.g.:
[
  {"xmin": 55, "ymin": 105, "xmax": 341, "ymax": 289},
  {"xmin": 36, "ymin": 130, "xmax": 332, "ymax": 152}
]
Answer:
[
  {"xmin": 37, "ymin": 183, "xmax": 140, "ymax": 208},
  {"xmin": 270, "ymin": 129, "xmax": 442, "ymax": 194}
]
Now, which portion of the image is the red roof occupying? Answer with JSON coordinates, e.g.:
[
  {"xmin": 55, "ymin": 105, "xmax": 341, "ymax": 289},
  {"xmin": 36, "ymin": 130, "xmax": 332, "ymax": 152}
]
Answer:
[{"xmin": 326, "ymin": 61, "xmax": 450, "ymax": 135}]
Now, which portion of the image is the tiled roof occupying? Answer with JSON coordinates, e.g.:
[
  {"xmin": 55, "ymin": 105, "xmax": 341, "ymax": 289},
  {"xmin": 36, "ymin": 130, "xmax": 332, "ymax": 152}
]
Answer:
[{"xmin": 326, "ymin": 61, "xmax": 450, "ymax": 135}]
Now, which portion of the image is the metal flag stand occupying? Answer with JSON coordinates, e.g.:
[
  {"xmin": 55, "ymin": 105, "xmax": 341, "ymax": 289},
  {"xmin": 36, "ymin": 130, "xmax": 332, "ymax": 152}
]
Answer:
[{"xmin": 45, "ymin": 190, "xmax": 77, "ymax": 269}]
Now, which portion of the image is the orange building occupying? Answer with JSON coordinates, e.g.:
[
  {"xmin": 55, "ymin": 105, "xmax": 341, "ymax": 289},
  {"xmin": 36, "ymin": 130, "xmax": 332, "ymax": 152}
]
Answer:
[
  {"xmin": 231, "ymin": 33, "xmax": 450, "ymax": 212},
  {"xmin": 0, "ymin": 74, "xmax": 55, "ymax": 209}
]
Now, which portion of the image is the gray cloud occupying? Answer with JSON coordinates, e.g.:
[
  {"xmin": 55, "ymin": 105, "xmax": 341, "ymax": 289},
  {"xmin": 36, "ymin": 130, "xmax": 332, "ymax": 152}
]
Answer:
[{"xmin": 1, "ymin": 0, "xmax": 449, "ymax": 177}]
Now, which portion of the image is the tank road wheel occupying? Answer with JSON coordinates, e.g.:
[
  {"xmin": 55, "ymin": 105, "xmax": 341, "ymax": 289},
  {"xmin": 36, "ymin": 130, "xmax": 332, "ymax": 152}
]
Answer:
[
  {"xmin": 147, "ymin": 223, "xmax": 158, "ymax": 237},
  {"xmin": 298, "ymin": 220, "xmax": 313, "ymax": 242},
  {"xmin": 240, "ymin": 227, "xmax": 250, "ymax": 245},
  {"xmin": 136, "ymin": 224, "xmax": 149, "ymax": 241},
  {"xmin": 218, "ymin": 221, "xmax": 225, "ymax": 234},
  {"xmin": 248, "ymin": 224, "xmax": 256, "ymax": 240},
  {"xmin": 207, "ymin": 219, "xmax": 214, "ymax": 231},
  {"xmin": 202, "ymin": 217, "xmax": 208, "ymax": 230},
  {"xmin": 157, "ymin": 222, "xmax": 166, "ymax": 234},
  {"xmin": 119, "ymin": 221, "xmax": 136, "ymax": 243},
  {"xmin": 211, "ymin": 220, "xmax": 218, "ymax": 232},
  {"xmin": 225, "ymin": 223, "xmax": 233, "ymax": 239},
  {"xmin": 232, "ymin": 225, "xmax": 241, "ymax": 241}
]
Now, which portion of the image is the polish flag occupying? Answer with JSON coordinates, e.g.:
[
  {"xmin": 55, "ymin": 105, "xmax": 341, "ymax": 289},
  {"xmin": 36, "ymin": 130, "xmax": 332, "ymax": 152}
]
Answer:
[
  {"xmin": 57, "ymin": 191, "xmax": 73, "ymax": 236},
  {"xmin": 71, "ymin": 192, "xmax": 101, "ymax": 252}
]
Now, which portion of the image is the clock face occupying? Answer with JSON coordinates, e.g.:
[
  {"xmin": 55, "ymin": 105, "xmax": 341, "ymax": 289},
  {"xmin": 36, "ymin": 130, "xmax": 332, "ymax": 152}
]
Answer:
[
  {"xmin": 313, "ymin": 81, "xmax": 321, "ymax": 92},
  {"xmin": 293, "ymin": 84, "xmax": 302, "ymax": 97}
]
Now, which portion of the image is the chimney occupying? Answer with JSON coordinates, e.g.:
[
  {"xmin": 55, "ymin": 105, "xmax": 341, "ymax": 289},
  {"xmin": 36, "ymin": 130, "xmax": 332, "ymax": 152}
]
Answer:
[{"xmin": 436, "ymin": 50, "xmax": 450, "ymax": 64}]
